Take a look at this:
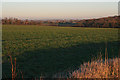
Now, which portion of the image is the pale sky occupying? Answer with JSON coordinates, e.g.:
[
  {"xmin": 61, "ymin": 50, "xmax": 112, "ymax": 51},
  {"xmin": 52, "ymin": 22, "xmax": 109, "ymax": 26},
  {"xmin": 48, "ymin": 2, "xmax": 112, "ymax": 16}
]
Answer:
[
  {"xmin": 1, "ymin": 0, "xmax": 120, "ymax": 2},
  {"xmin": 2, "ymin": 2, "xmax": 119, "ymax": 20}
]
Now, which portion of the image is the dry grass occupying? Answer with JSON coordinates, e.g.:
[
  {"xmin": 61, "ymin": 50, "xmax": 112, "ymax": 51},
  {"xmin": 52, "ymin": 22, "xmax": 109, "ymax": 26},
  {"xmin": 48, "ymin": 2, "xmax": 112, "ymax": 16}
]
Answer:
[
  {"xmin": 8, "ymin": 54, "xmax": 17, "ymax": 80},
  {"xmin": 70, "ymin": 57, "xmax": 119, "ymax": 78},
  {"xmin": 53, "ymin": 49, "xmax": 119, "ymax": 78},
  {"xmin": 53, "ymin": 57, "xmax": 119, "ymax": 78},
  {"xmin": 8, "ymin": 54, "xmax": 24, "ymax": 80}
]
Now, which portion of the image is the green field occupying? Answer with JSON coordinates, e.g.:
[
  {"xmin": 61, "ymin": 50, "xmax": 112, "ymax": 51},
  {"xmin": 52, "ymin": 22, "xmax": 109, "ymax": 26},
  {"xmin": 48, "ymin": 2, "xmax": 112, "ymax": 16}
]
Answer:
[{"xmin": 2, "ymin": 25, "xmax": 119, "ymax": 78}]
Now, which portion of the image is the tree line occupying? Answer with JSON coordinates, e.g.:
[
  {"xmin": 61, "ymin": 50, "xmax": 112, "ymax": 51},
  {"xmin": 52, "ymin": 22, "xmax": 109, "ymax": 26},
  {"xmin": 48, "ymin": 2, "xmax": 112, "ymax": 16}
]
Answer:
[{"xmin": 2, "ymin": 16, "xmax": 120, "ymax": 28}]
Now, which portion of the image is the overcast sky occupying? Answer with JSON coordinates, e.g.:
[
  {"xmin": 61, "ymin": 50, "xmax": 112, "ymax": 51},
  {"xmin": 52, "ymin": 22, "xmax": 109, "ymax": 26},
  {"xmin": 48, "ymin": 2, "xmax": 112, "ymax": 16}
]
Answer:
[{"xmin": 2, "ymin": 1, "xmax": 119, "ymax": 20}]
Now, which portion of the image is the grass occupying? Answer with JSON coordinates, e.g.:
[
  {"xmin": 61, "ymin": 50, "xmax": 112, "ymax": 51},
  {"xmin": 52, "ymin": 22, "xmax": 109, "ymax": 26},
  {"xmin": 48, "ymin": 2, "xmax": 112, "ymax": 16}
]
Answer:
[
  {"xmin": 54, "ymin": 57, "xmax": 120, "ymax": 78},
  {"xmin": 71, "ymin": 57, "xmax": 119, "ymax": 78},
  {"xmin": 2, "ymin": 25, "xmax": 119, "ymax": 78},
  {"xmin": 53, "ymin": 50, "xmax": 120, "ymax": 78}
]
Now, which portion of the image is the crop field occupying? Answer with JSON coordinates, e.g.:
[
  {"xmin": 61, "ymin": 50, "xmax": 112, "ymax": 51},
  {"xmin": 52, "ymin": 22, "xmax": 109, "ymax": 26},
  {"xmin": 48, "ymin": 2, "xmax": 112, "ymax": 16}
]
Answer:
[{"xmin": 2, "ymin": 25, "xmax": 119, "ymax": 78}]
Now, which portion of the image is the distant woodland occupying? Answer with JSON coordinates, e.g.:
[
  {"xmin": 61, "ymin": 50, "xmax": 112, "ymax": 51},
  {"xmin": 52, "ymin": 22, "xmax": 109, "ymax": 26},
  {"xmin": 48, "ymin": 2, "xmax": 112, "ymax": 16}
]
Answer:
[{"xmin": 2, "ymin": 16, "xmax": 120, "ymax": 28}]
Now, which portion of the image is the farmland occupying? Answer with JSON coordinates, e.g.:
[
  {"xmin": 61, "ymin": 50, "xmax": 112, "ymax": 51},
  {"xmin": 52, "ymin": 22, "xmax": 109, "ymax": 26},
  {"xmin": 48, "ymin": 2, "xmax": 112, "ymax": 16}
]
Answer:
[{"xmin": 2, "ymin": 25, "xmax": 119, "ymax": 78}]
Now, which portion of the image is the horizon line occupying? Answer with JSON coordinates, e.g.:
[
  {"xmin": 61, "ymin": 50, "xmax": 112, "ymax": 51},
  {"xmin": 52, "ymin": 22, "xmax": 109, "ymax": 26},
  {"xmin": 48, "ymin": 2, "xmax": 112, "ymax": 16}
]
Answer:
[{"xmin": 1, "ymin": 15, "xmax": 118, "ymax": 20}]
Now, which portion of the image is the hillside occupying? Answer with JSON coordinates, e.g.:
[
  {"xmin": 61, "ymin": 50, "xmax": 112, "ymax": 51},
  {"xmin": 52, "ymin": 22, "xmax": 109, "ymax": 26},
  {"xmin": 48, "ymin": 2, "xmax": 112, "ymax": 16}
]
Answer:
[{"xmin": 2, "ymin": 16, "xmax": 120, "ymax": 28}]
